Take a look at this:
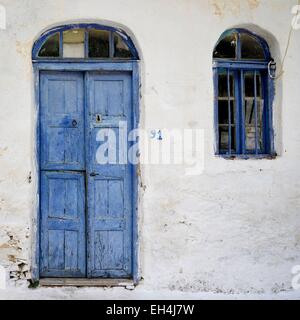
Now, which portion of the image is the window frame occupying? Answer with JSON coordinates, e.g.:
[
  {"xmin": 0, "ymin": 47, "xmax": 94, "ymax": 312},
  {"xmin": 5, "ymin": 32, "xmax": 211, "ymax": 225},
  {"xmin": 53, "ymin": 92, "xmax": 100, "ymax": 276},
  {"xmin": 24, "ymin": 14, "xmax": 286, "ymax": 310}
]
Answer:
[
  {"xmin": 32, "ymin": 23, "xmax": 139, "ymax": 61},
  {"xmin": 213, "ymin": 28, "xmax": 275, "ymax": 159}
]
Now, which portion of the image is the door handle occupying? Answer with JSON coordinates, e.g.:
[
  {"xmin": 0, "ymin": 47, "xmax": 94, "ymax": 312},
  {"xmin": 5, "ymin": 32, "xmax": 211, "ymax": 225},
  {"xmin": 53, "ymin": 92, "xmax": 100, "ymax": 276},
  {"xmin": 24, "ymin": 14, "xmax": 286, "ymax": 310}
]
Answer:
[
  {"xmin": 90, "ymin": 172, "xmax": 99, "ymax": 177},
  {"xmin": 72, "ymin": 119, "xmax": 78, "ymax": 127}
]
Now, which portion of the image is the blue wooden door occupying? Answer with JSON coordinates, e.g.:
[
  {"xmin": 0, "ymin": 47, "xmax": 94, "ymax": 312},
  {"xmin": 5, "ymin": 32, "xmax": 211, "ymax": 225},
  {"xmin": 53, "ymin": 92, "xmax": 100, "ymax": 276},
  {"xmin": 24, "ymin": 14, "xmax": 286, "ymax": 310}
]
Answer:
[
  {"xmin": 86, "ymin": 72, "xmax": 133, "ymax": 278},
  {"xmin": 40, "ymin": 71, "xmax": 134, "ymax": 278},
  {"xmin": 40, "ymin": 72, "xmax": 86, "ymax": 277}
]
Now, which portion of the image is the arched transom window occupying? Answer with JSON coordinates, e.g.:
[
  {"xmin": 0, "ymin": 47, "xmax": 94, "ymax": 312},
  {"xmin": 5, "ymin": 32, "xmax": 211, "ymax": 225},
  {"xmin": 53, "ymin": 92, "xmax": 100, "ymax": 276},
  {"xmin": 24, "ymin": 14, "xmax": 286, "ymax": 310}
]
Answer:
[
  {"xmin": 32, "ymin": 24, "xmax": 139, "ymax": 60},
  {"xmin": 213, "ymin": 29, "xmax": 275, "ymax": 157}
]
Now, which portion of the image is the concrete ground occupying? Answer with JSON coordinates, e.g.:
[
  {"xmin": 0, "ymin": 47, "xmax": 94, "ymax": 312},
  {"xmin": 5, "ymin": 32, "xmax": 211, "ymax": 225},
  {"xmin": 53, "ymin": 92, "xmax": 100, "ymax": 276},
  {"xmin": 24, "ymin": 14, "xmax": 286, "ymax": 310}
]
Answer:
[{"xmin": 0, "ymin": 286, "xmax": 300, "ymax": 300}]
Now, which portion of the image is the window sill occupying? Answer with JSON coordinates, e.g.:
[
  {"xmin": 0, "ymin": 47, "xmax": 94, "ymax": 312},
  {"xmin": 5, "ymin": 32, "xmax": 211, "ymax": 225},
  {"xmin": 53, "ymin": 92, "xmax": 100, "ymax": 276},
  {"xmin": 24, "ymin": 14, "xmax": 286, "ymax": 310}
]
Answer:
[
  {"xmin": 216, "ymin": 153, "xmax": 277, "ymax": 160},
  {"xmin": 39, "ymin": 278, "xmax": 134, "ymax": 287}
]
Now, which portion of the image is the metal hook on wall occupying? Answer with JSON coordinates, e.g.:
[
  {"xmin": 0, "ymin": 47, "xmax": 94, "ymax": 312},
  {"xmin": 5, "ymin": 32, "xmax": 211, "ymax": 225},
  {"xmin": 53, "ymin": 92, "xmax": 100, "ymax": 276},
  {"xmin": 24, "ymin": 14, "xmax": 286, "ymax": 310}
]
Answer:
[{"xmin": 268, "ymin": 60, "xmax": 277, "ymax": 79}]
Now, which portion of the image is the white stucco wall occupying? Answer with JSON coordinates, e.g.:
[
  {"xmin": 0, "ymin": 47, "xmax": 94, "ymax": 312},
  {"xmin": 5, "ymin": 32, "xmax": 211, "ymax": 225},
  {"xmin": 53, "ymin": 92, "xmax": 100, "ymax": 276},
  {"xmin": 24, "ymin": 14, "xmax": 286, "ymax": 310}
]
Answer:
[{"xmin": 0, "ymin": 0, "xmax": 299, "ymax": 296}]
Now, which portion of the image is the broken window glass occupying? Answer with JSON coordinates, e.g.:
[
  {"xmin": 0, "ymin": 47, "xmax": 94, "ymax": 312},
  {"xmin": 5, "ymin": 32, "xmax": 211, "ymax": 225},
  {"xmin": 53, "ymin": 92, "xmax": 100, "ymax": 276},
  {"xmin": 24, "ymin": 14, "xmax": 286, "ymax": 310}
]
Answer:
[
  {"xmin": 36, "ymin": 25, "xmax": 138, "ymax": 60},
  {"xmin": 244, "ymin": 72, "xmax": 264, "ymax": 152},
  {"xmin": 114, "ymin": 33, "xmax": 132, "ymax": 58},
  {"xmin": 241, "ymin": 33, "xmax": 265, "ymax": 60},
  {"xmin": 214, "ymin": 30, "xmax": 271, "ymax": 156},
  {"xmin": 38, "ymin": 32, "xmax": 60, "ymax": 57},
  {"xmin": 219, "ymin": 126, "xmax": 236, "ymax": 153},
  {"xmin": 213, "ymin": 33, "xmax": 237, "ymax": 59},
  {"xmin": 63, "ymin": 29, "xmax": 85, "ymax": 58},
  {"xmin": 88, "ymin": 29, "xmax": 110, "ymax": 58},
  {"xmin": 218, "ymin": 72, "xmax": 236, "ymax": 153},
  {"xmin": 218, "ymin": 73, "xmax": 234, "ymax": 97}
]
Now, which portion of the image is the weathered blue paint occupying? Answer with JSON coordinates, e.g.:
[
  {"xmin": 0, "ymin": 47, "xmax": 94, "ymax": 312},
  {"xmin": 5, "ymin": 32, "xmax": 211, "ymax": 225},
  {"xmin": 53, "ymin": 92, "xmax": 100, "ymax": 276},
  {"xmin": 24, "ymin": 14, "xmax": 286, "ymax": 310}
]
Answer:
[
  {"xmin": 33, "ymin": 62, "xmax": 135, "ymax": 71},
  {"xmin": 213, "ymin": 28, "xmax": 276, "ymax": 157},
  {"xmin": 214, "ymin": 28, "xmax": 271, "ymax": 62},
  {"xmin": 39, "ymin": 72, "xmax": 86, "ymax": 277},
  {"xmin": 32, "ymin": 64, "xmax": 40, "ymax": 282},
  {"xmin": 254, "ymin": 70, "xmax": 258, "ymax": 154},
  {"xmin": 32, "ymin": 23, "xmax": 139, "ymax": 60},
  {"xmin": 40, "ymin": 71, "xmax": 85, "ymax": 171},
  {"xmin": 34, "ymin": 24, "xmax": 140, "ymax": 282},
  {"xmin": 266, "ymin": 73, "xmax": 275, "ymax": 155},
  {"xmin": 38, "ymin": 68, "xmax": 138, "ymax": 279},
  {"xmin": 40, "ymin": 171, "xmax": 86, "ymax": 277},
  {"xmin": 240, "ymin": 70, "xmax": 246, "ymax": 155},
  {"xmin": 213, "ymin": 68, "xmax": 219, "ymax": 154},
  {"xmin": 131, "ymin": 61, "xmax": 140, "ymax": 284},
  {"xmin": 86, "ymin": 72, "xmax": 133, "ymax": 278},
  {"xmin": 213, "ymin": 61, "xmax": 269, "ymax": 69},
  {"xmin": 227, "ymin": 70, "xmax": 232, "ymax": 155}
]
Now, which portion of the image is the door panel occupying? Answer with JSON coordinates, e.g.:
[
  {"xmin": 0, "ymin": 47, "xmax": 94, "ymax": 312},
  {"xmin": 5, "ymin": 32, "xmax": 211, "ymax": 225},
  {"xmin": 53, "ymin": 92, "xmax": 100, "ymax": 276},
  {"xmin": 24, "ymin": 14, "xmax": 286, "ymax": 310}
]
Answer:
[
  {"xmin": 40, "ymin": 71, "xmax": 85, "ymax": 171},
  {"xmin": 39, "ymin": 71, "xmax": 86, "ymax": 278},
  {"xmin": 92, "ymin": 79, "xmax": 125, "ymax": 116},
  {"xmin": 39, "ymin": 70, "xmax": 134, "ymax": 279},
  {"xmin": 40, "ymin": 171, "xmax": 86, "ymax": 277},
  {"xmin": 86, "ymin": 73, "xmax": 133, "ymax": 278}
]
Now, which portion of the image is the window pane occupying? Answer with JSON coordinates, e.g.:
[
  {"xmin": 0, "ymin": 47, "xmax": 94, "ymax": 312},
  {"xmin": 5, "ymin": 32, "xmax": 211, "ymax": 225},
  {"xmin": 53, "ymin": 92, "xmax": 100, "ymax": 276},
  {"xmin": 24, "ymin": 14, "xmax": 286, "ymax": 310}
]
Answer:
[
  {"xmin": 213, "ymin": 33, "xmax": 237, "ymax": 59},
  {"xmin": 218, "ymin": 73, "xmax": 234, "ymax": 97},
  {"xmin": 218, "ymin": 100, "xmax": 235, "ymax": 125},
  {"xmin": 219, "ymin": 126, "xmax": 228, "ymax": 151},
  {"xmin": 114, "ymin": 33, "xmax": 132, "ymax": 58},
  {"xmin": 231, "ymin": 126, "xmax": 236, "ymax": 152},
  {"xmin": 63, "ymin": 29, "xmax": 85, "ymax": 58},
  {"xmin": 88, "ymin": 29, "xmax": 110, "ymax": 58},
  {"xmin": 243, "ymin": 71, "xmax": 264, "ymax": 152},
  {"xmin": 241, "ymin": 33, "xmax": 265, "ymax": 60},
  {"xmin": 219, "ymin": 126, "xmax": 236, "ymax": 153},
  {"xmin": 244, "ymin": 73, "xmax": 262, "ymax": 97},
  {"xmin": 244, "ymin": 98, "xmax": 264, "ymax": 152},
  {"xmin": 38, "ymin": 33, "xmax": 60, "ymax": 57},
  {"xmin": 218, "ymin": 71, "xmax": 236, "ymax": 154},
  {"xmin": 244, "ymin": 99, "xmax": 264, "ymax": 126},
  {"xmin": 245, "ymin": 126, "xmax": 263, "ymax": 151}
]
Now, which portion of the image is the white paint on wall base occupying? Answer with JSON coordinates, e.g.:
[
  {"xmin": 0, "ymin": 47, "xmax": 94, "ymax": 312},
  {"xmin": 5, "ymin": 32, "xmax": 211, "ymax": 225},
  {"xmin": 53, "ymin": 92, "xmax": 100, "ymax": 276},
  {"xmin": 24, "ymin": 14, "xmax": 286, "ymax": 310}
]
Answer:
[
  {"xmin": 0, "ymin": 4, "xmax": 6, "ymax": 30},
  {"xmin": 0, "ymin": 265, "xmax": 6, "ymax": 289}
]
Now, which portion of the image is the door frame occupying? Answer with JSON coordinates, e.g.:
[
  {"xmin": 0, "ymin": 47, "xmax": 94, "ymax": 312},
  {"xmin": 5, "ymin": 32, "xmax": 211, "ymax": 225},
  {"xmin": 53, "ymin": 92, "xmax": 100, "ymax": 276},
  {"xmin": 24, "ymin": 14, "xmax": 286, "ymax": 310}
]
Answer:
[{"xmin": 32, "ymin": 61, "xmax": 140, "ymax": 284}]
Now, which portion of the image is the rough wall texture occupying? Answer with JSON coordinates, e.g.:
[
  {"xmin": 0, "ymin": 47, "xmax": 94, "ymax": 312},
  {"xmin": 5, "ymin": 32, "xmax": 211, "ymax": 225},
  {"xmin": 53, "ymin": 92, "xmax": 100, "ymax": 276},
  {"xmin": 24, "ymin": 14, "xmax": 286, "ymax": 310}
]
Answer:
[{"xmin": 0, "ymin": 0, "xmax": 299, "ymax": 294}]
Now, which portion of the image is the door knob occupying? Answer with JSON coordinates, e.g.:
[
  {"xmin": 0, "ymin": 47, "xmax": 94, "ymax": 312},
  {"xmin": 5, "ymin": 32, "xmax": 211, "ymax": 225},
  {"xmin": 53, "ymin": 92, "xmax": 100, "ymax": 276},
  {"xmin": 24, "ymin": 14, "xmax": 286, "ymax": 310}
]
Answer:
[
  {"xmin": 72, "ymin": 120, "xmax": 77, "ymax": 127},
  {"xmin": 90, "ymin": 172, "xmax": 99, "ymax": 177}
]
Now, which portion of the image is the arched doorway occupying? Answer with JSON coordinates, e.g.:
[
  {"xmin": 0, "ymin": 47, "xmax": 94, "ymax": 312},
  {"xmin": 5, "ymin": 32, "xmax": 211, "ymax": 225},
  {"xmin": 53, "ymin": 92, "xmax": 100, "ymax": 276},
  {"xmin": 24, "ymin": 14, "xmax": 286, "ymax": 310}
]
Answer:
[{"xmin": 32, "ymin": 24, "xmax": 140, "ymax": 281}]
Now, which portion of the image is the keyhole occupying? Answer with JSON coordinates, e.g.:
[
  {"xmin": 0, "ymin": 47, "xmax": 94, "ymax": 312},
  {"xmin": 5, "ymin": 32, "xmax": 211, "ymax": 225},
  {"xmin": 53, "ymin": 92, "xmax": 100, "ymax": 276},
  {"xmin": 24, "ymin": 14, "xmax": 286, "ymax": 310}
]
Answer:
[{"xmin": 96, "ymin": 114, "xmax": 102, "ymax": 123}]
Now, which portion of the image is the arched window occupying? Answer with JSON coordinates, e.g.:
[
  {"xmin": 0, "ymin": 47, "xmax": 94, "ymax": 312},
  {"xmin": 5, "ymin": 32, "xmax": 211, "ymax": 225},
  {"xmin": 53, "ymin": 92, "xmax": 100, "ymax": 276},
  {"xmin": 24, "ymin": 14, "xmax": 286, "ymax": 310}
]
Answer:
[
  {"xmin": 32, "ymin": 24, "xmax": 139, "ymax": 60},
  {"xmin": 213, "ymin": 29, "xmax": 275, "ymax": 157}
]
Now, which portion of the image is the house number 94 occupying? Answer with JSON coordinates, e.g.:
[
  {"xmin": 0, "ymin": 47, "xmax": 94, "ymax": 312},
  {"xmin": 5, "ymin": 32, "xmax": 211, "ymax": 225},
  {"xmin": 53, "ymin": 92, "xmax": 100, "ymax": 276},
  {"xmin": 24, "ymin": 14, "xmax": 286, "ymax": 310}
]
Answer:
[{"xmin": 150, "ymin": 129, "xmax": 163, "ymax": 140}]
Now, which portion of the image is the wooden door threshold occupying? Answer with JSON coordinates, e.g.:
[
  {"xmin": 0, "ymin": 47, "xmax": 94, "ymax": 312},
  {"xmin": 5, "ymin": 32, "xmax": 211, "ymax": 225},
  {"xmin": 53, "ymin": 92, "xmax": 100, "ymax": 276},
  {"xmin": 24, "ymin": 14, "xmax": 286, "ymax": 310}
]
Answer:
[{"xmin": 39, "ymin": 278, "xmax": 134, "ymax": 287}]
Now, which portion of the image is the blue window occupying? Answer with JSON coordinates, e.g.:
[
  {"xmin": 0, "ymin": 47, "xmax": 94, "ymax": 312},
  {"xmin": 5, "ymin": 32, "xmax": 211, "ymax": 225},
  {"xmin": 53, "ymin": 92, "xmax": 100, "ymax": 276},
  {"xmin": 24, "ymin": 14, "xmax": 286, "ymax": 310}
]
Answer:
[
  {"xmin": 32, "ymin": 24, "xmax": 139, "ymax": 60},
  {"xmin": 213, "ymin": 29, "xmax": 275, "ymax": 158}
]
